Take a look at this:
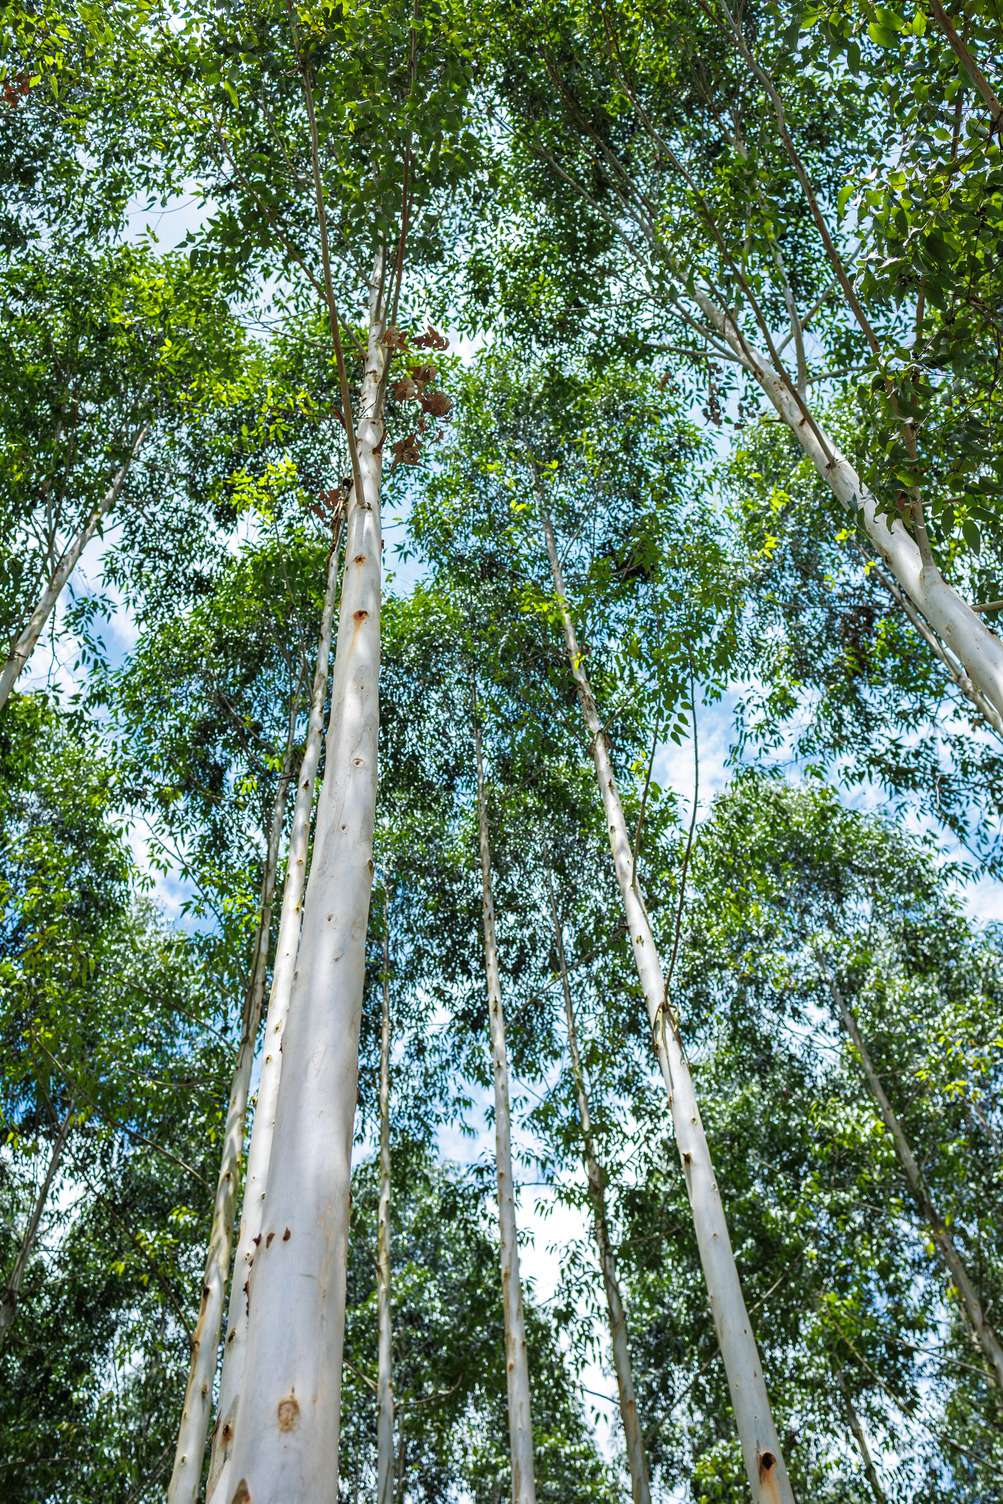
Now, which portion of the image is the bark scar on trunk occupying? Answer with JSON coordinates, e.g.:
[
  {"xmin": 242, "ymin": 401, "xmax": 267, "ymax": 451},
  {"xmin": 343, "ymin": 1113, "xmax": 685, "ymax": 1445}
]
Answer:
[{"xmin": 277, "ymin": 1396, "xmax": 300, "ymax": 1431}]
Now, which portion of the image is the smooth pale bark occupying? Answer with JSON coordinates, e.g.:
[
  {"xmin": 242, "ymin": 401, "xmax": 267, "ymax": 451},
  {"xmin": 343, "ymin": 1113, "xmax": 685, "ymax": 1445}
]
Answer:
[
  {"xmin": 474, "ymin": 715, "xmax": 538, "ymax": 1504},
  {"xmin": 833, "ymin": 1362, "xmax": 887, "ymax": 1504},
  {"xmin": 0, "ymin": 1096, "xmax": 75, "ymax": 1349},
  {"xmin": 543, "ymin": 859, "xmax": 651, "ymax": 1504},
  {"xmin": 539, "ymin": 503, "xmax": 794, "ymax": 1504},
  {"xmin": 377, "ymin": 925, "xmax": 395, "ymax": 1504},
  {"xmin": 0, "ymin": 427, "xmax": 148, "ymax": 710},
  {"xmin": 168, "ymin": 724, "xmax": 297, "ymax": 1504},
  {"xmin": 223, "ymin": 250, "xmax": 387, "ymax": 1504},
  {"xmin": 693, "ymin": 294, "xmax": 1003, "ymax": 721},
  {"xmin": 822, "ymin": 965, "xmax": 1003, "ymax": 1392},
  {"xmin": 207, "ymin": 522, "xmax": 343, "ymax": 1504}
]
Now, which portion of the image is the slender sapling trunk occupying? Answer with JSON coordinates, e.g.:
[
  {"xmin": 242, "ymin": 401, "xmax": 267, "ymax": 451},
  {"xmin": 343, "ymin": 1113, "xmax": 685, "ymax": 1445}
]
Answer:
[
  {"xmin": 543, "ymin": 857, "xmax": 651, "ymax": 1504},
  {"xmin": 821, "ymin": 962, "xmax": 1003, "ymax": 1391},
  {"xmin": 223, "ymin": 248, "xmax": 387, "ymax": 1504},
  {"xmin": 473, "ymin": 709, "xmax": 538, "ymax": 1504},
  {"xmin": 0, "ymin": 427, "xmax": 148, "ymax": 710},
  {"xmin": 833, "ymin": 1362, "xmax": 888, "ymax": 1504},
  {"xmin": 168, "ymin": 708, "xmax": 299, "ymax": 1504},
  {"xmin": 539, "ymin": 500, "xmax": 794, "ymax": 1504},
  {"xmin": 0, "ymin": 1095, "xmax": 75, "ymax": 1349},
  {"xmin": 377, "ymin": 921, "xmax": 395, "ymax": 1504}
]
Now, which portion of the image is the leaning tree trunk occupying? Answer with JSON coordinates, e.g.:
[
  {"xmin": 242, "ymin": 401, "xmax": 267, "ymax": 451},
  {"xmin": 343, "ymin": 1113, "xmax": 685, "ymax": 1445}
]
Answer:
[
  {"xmin": 833, "ymin": 1361, "xmax": 887, "ymax": 1504},
  {"xmin": 207, "ymin": 516, "xmax": 344, "ymax": 1504},
  {"xmin": 0, "ymin": 1095, "xmax": 75, "ymax": 1349},
  {"xmin": 543, "ymin": 857, "xmax": 651, "ymax": 1504},
  {"xmin": 821, "ymin": 963, "xmax": 1003, "ymax": 1392},
  {"xmin": 377, "ymin": 922, "xmax": 396, "ymax": 1504},
  {"xmin": 223, "ymin": 247, "xmax": 387, "ymax": 1504},
  {"xmin": 539, "ymin": 501, "xmax": 794, "ymax": 1504},
  {"xmin": 474, "ymin": 709, "xmax": 538, "ymax": 1504},
  {"xmin": 693, "ymin": 293, "xmax": 1003, "ymax": 721},
  {"xmin": 168, "ymin": 703, "xmax": 300, "ymax": 1504},
  {"xmin": 0, "ymin": 426, "xmax": 148, "ymax": 710}
]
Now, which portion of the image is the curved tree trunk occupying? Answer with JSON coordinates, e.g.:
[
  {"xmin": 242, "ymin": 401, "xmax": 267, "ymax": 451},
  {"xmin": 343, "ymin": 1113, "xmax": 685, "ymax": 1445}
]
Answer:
[
  {"xmin": 543, "ymin": 857, "xmax": 651, "ymax": 1504},
  {"xmin": 223, "ymin": 247, "xmax": 387, "ymax": 1504},
  {"xmin": 693, "ymin": 294, "xmax": 1003, "ymax": 722},
  {"xmin": 168, "ymin": 701, "xmax": 299, "ymax": 1504},
  {"xmin": 0, "ymin": 1096, "xmax": 75, "ymax": 1349},
  {"xmin": 539, "ymin": 500, "xmax": 795, "ymax": 1504},
  {"xmin": 474, "ymin": 707, "xmax": 538, "ymax": 1504},
  {"xmin": 821, "ymin": 962, "xmax": 1003, "ymax": 1392},
  {"xmin": 0, "ymin": 426, "xmax": 148, "ymax": 710},
  {"xmin": 377, "ymin": 921, "xmax": 396, "ymax": 1504},
  {"xmin": 206, "ymin": 517, "xmax": 343, "ymax": 1504}
]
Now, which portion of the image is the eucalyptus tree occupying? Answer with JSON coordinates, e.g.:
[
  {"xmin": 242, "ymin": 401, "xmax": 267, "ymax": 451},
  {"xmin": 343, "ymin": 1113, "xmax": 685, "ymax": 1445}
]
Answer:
[
  {"xmin": 610, "ymin": 772, "xmax": 1003, "ymax": 1499},
  {"xmin": 476, "ymin": 0, "xmax": 1003, "ymax": 724},
  {"xmin": 406, "ymin": 353, "xmax": 800, "ymax": 1502},
  {"xmin": 0, "ymin": 245, "xmax": 243, "ymax": 707},
  {"xmin": 59, "ymin": 5, "xmax": 486, "ymax": 1489},
  {"xmin": 718, "ymin": 415, "xmax": 1003, "ymax": 878}
]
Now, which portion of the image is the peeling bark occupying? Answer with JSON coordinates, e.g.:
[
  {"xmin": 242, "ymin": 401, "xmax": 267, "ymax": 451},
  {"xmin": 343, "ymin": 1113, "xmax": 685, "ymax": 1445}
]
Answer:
[
  {"xmin": 474, "ymin": 705, "xmax": 538, "ymax": 1504},
  {"xmin": 539, "ymin": 500, "xmax": 795, "ymax": 1504}
]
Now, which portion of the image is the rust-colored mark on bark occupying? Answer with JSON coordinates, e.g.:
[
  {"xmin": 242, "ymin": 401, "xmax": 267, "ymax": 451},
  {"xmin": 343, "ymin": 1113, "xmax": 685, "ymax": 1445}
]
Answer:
[
  {"xmin": 282, "ymin": 1227, "xmax": 291, "ymax": 1241},
  {"xmin": 230, "ymin": 1481, "xmax": 250, "ymax": 1504},
  {"xmin": 266, "ymin": 1231, "xmax": 275, "ymax": 1247},
  {"xmin": 354, "ymin": 609, "xmax": 369, "ymax": 620},
  {"xmin": 759, "ymin": 1450, "xmax": 777, "ymax": 1476},
  {"xmin": 354, "ymin": 554, "xmax": 366, "ymax": 563},
  {"xmin": 683, "ymin": 1151, "xmax": 692, "ymax": 1164},
  {"xmin": 277, "ymin": 1395, "xmax": 300, "ymax": 1432}
]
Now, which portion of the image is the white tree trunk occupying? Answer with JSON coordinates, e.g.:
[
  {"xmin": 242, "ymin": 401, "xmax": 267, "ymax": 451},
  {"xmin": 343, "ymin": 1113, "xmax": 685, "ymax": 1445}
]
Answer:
[
  {"xmin": 377, "ymin": 923, "xmax": 396, "ymax": 1504},
  {"xmin": 474, "ymin": 713, "xmax": 538, "ymax": 1504},
  {"xmin": 694, "ymin": 295, "xmax": 1003, "ymax": 720},
  {"xmin": 539, "ymin": 502, "xmax": 794, "ymax": 1504},
  {"xmin": 543, "ymin": 860, "xmax": 650, "ymax": 1504},
  {"xmin": 207, "ymin": 523, "xmax": 343, "ymax": 1504},
  {"xmin": 823, "ymin": 965, "xmax": 1003, "ymax": 1391},
  {"xmin": 0, "ymin": 426, "xmax": 148, "ymax": 710},
  {"xmin": 0, "ymin": 1096, "xmax": 75, "ymax": 1349},
  {"xmin": 223, "ymin": 249, "xmax": 387, "ymax": 1504},
  {"xmin": 168, "ymin": 719, "xmax": 298, "ymax": 1504}
]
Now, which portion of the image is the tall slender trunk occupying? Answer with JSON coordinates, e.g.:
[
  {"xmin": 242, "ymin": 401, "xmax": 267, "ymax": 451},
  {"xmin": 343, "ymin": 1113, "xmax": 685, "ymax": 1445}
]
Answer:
[
  {"xmin": 473, "ymin": 708, "xmax": 538, "ymax": 1504},
  {"xmin": 821, "ymin": 963, "xmax": 1003, "ymax": 1391},
  {"xmin": 0, "ymin": 426, "xmax": 148, "ymax": 710},
  {"xmin": 543, "ymin": 858, "xmax": 651, "ymax": 1504},
  {"xmin": 224, "ymin": 247, "xmax": 387, "ymax": 1504},
  {"xmin": 168, "ymin": 707, "xmax": 299, "ymax": 1504},
  {"xmin": 832, "ymin": 1362, "xmax": 887, "ymax": 1504},
  {"xmin": 693, "ymin": 294, "xmax": 1003, "ymax": 721},
  {"xmin": 0, "ymin": 1095, "xmax": 75, "ymax": 1349},
  {"xmin": 377, "ymin": 922, "xmax": 395, "ymax": 1504},
  {"xmin": 539, "ymin": 501, "xmax": 794, "ymax": 1504},
  {"xmin": 207, "ymin": 519, "xmax": 343, "ymax": 1504}
]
